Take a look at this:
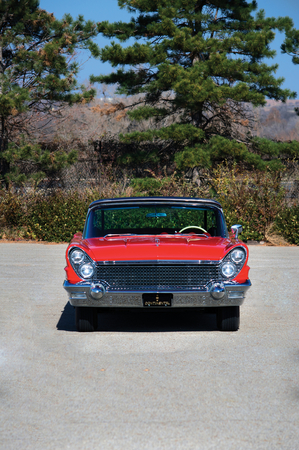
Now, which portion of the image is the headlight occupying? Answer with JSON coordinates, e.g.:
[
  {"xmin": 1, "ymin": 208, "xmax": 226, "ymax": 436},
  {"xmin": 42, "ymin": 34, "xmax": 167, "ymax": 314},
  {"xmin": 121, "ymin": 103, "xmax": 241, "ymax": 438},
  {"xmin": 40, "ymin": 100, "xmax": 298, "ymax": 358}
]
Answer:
[
  {"xmin": 79, "ymin": 263, "xmax": 94, "ymax": 279},
  {"xmin": 70, "ymin": 249, "xmax": 85, "ymax": 265},
  {"xmin": 230, "ymin": 248, "xmax": 246, "ymax": 264},
  {"xmin": 221, "ymin": 262, "xmax": 236, "ymax": 278},
  {"xmin": 220, "ymin": 246, "xmax": 247, "ymax": 279},
  {"xmin": 69, "ymin": 247, "xmax": 95, "ymax": 279}
]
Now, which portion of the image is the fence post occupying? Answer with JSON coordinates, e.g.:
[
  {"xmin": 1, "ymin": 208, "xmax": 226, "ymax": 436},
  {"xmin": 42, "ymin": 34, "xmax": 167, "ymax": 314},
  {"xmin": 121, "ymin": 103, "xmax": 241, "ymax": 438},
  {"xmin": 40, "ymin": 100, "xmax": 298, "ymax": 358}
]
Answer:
[{"xmin": 93, "ymin": 140, "xmax": 102, "ymax": 187}]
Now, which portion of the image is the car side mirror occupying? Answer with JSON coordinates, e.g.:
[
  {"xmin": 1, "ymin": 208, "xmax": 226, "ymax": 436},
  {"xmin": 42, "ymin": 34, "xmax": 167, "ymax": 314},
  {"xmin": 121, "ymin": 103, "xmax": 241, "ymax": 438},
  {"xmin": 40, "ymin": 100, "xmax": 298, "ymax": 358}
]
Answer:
[{"xmin": 231, "ymin": 224, "xmax": 243, "ymax": 239}]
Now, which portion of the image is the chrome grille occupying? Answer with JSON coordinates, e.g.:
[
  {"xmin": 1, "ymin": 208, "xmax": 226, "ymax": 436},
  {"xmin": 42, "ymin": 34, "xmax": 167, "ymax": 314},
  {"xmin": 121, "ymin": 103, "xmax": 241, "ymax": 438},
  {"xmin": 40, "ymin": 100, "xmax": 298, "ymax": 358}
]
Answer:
[{"xmin": 95, "ymin": 263, "xmax": 220, "ymax": 291}]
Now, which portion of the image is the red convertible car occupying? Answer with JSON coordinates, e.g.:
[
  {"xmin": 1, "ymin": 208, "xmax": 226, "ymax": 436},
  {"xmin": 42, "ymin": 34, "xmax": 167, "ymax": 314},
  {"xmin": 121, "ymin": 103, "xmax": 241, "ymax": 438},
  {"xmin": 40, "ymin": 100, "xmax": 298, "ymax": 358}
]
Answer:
[{"xmin": 64, "ymin": 197, "xmax": 251, "ymax": 332}]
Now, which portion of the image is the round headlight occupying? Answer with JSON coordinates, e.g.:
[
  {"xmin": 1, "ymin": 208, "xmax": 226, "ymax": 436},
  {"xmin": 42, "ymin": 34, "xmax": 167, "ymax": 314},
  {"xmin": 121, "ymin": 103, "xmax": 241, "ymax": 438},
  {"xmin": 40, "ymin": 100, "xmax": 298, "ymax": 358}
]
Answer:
[
  {"xmin": 231, "ymin": 248, "xmax": 246, "ymax": 264},
  {"xmin": 79, "ymin": 263, "xmax": 94, "ymax": 279},
  {"xmin": 221, "ymin": 262, "xmax": 236, "ymax": 278},
  {"xmin": 70, "ymin": 249, "xmax": 85, "ymax": 265}
]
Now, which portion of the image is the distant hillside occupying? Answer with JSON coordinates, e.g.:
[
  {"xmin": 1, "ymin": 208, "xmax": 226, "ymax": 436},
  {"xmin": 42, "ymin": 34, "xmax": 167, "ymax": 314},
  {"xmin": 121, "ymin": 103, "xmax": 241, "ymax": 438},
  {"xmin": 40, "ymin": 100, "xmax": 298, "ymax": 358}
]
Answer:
[
  {"xmin": 254, "ymin": 100, "xmax": 299, "ymax": 141},
  {"xmin": 31, "ymin": 97, "xmax": 299, "ymax": 147},
  {"xmin": 262, "ymin": 99, "xmax": 299, "ymax": 111}
]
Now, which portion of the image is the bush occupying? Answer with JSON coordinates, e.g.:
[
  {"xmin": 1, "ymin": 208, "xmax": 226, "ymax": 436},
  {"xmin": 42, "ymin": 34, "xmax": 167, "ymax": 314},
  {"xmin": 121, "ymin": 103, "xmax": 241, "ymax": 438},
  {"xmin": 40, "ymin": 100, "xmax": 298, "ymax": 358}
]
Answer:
[
  {"xmin": 0, "ymin": 190, "xmax": 97, "ymax": 242},
  {"xmin": 211, "ymin": 166, "xmax": 286, "ymax": 241},
  {"xmin": 0, "ymin": 166, "xmax": 297, "ymax": 244},
  {"xmin": 130, "ymin": 177, "xmax": 163, "ymax": 196},
  {"xmin": 129, "ymin": 172, "xmax": 210, "ymax": 198},
  {"xmin": 23, "ymin": 191, "xmax": 95, "ymax": 242},
  {"xmin": 275, "ymin": 205, "xmax": 299, "ymax": 245},
  {"xmin": 0, "ymin": 192, "xmax": 23, "ymax": 228}
]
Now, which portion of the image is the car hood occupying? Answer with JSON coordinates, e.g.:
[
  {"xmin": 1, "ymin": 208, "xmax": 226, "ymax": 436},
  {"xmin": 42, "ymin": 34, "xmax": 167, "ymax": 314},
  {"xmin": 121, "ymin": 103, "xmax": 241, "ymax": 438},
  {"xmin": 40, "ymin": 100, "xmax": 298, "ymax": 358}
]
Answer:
[{"xmin": 75, "ymin": 235, "xmax": 240, "ymax": 262}]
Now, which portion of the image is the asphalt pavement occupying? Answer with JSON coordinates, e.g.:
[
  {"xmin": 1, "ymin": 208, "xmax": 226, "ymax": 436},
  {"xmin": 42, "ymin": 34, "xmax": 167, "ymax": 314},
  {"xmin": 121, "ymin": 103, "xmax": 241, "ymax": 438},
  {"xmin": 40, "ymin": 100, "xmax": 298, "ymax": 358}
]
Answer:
[{"xmin": 0, "ymin": 243, "xmax": 299, "ymax": 450}]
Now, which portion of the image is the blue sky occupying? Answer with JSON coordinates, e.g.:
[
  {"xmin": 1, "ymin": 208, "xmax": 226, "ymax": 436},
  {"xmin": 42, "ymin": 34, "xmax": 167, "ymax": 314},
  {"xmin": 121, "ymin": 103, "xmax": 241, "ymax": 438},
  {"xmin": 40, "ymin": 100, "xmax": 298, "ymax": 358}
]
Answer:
[{"xmin": 39, "ymin": 0, "xmax": 299, "ymax": 97}]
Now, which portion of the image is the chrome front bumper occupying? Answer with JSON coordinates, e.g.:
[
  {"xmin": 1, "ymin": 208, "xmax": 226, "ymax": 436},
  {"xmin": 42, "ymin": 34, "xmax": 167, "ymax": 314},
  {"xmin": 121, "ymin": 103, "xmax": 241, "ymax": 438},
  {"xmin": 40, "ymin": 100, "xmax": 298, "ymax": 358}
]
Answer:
[{"xmin": 63, "ymin": 280, "xmax": 251, "ymax": 308}]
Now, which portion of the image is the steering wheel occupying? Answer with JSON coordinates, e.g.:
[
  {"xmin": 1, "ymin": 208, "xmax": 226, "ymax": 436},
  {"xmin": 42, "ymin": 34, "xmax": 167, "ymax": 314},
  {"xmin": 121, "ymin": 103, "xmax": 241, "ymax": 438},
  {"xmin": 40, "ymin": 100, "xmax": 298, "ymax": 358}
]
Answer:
[{"xmin": 179, "ymin": 225, "xmax": 207, "ymax": 234}]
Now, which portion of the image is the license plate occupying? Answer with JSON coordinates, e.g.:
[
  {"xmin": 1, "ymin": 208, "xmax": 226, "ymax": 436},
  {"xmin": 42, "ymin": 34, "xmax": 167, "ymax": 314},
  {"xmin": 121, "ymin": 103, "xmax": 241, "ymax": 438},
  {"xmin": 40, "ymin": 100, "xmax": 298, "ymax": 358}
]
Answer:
[{"xmin": 143, "ymin": 293, "xmax": 172, "ymax": 307}]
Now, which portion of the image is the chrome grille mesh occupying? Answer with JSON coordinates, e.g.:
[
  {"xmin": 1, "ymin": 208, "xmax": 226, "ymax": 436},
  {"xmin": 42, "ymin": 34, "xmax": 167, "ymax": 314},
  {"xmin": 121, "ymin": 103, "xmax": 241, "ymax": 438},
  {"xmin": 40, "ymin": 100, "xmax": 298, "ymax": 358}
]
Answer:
[{"xmin": 95, "ymin": 264, "xmax": 220, "ymax": 290}]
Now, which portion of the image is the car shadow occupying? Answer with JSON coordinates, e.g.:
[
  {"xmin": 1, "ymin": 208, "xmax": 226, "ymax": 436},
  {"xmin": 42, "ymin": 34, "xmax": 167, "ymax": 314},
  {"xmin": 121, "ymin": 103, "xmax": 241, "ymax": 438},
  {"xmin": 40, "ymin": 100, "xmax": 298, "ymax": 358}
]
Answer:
[
  {"xmin": 57, "ymin": 303, "xmax": 218, "ymax": 332},
  {"xmin": 56, "ymin": 302, "xmax": 76, "ymax": 332}
]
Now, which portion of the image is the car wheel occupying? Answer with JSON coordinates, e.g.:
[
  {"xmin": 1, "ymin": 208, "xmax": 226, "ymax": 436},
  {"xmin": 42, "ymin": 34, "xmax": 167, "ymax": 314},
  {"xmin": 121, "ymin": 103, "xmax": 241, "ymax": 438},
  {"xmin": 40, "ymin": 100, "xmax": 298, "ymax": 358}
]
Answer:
[
  {"xmin": 75, "ymin": 307, "xmax": 98, "ymax": 332},
  {"xmin": 216, "ymin": 306, "xmax": 240, "ymax": 331}
]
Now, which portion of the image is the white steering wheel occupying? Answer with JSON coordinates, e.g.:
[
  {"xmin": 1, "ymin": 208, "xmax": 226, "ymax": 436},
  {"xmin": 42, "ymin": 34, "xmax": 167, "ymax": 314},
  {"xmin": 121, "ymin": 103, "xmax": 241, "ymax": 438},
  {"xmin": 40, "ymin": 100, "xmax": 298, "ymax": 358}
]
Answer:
[{"xmin": 179, "ymin": 225, "xmax": 207, "ymax": 234}]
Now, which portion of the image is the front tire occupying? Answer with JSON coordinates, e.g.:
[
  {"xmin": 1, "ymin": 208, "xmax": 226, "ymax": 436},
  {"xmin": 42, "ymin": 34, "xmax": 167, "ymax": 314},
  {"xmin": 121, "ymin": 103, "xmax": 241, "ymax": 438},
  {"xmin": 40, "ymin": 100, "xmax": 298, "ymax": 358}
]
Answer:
[
  {"xmin": 75, "ymin": 307, "xmax": 98, "ymax": 332},
  {"xmin": 217, "ymin": 306, "xmax": 240, "ymax": 331}
]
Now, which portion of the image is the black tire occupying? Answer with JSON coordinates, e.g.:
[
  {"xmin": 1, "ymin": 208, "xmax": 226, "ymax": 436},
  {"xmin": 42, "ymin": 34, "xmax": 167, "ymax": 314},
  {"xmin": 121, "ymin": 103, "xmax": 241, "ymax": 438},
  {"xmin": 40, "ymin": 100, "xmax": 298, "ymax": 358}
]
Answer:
[
  {"xmin": 75, "ymin": 307, "xmax": 98, "ymax": 332},
  {"xmin": 216, "ymin": 306, "xmax": 240, "ymax": 332}
]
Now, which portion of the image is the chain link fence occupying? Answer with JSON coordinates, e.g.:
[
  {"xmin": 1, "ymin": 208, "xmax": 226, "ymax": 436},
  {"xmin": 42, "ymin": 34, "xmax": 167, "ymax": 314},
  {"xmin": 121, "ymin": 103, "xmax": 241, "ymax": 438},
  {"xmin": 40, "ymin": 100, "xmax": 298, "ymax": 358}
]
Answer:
[{"xmin": 2, "ymin": 138, "xmax": 299, "ymax": 203}]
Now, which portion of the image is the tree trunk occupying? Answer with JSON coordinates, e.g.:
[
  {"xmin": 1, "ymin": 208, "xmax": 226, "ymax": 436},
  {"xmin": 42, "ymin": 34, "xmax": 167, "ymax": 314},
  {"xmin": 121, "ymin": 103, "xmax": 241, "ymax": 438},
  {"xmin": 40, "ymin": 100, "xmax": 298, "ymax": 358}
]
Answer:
[{"xmin": 0, "ymin": 42, "xmax": 10, "ymax": 188}]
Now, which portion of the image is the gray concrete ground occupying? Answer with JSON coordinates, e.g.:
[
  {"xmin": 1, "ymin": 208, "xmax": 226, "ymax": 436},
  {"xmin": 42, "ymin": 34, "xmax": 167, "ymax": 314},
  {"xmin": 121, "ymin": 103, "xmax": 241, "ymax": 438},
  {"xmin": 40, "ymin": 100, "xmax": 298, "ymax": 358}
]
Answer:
[{"xmin": 0, "ymin": 243, "xmax": 299, "ymax": 450}]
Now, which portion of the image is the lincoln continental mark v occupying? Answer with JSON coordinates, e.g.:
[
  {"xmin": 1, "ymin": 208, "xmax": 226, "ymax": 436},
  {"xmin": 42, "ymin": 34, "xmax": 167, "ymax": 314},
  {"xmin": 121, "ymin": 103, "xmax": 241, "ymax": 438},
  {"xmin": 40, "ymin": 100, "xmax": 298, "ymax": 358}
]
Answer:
[{"xmin": 63, "ymin": 197, "xmax": 251, "ymax": 332}]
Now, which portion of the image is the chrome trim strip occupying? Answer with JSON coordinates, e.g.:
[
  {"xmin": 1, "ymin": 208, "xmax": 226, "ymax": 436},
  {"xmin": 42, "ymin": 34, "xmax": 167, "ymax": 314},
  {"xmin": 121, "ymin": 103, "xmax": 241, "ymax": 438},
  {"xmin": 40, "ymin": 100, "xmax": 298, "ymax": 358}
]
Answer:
[
  {"xmin": 103, "ymin": 233, "xmax": 138, "ymax": 238},
  {"xmin": 95, "ymin": 259, "xmax": 220, "ymax": 266}
]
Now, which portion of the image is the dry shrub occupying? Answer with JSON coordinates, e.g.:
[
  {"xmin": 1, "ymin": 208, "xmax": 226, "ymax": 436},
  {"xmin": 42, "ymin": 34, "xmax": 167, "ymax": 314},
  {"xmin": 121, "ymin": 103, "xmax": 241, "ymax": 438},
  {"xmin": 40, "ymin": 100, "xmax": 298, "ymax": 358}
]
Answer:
[
  {"xmin": 211, "ymin": 165, "xmax": 286, "ymax": 241},
  {"xmin": 0, "ymin": 165, "xmax": 297, "ymax": 244},
  {"xmin": 275, "ymin": 205, "xmax": 299, "ymax": 245}
]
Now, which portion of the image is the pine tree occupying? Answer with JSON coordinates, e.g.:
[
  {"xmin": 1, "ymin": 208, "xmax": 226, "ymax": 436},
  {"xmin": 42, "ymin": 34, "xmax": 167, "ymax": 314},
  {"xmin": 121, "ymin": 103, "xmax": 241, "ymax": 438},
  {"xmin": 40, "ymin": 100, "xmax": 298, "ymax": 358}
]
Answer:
[
  {"xmin": 0, "ymin": 0, "xmax": 99, "ymax": 186},
  {"xmin": 282, "ymin": 27, "xmax": 299, "ymax": 65},
  {"xmin": 282, "ymin": 27, "xmax": 299, "ymax": 116},
  {"xmin": 92, "ymin": 0, "xmax": 299, "ymax": 171}
]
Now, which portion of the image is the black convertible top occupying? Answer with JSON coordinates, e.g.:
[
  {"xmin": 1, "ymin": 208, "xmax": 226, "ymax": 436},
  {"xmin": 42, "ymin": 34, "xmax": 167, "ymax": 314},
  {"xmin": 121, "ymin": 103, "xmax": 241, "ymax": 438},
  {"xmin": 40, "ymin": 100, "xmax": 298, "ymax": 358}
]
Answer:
[{"xmin": 89, "ymin": 196, "xmax": 222, "ymax": 210}]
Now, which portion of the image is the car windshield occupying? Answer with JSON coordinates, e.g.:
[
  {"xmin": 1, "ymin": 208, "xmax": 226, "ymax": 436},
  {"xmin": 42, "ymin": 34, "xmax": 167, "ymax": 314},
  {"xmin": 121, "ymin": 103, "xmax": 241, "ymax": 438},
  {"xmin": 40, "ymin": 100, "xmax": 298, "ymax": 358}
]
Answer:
[{"xmin": 84, "ymin": 204, "xmax": 226, "ymax": 238}]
